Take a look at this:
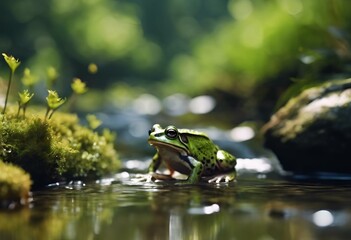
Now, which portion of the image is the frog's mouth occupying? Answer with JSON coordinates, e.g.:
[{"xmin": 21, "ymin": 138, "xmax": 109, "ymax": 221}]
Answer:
[{"xmin": 148, "ymin": 140, "xmax": 189, "ymax": 156}]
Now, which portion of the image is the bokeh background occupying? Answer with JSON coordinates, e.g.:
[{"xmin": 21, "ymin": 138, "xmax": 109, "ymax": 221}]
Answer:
[{"xmin": 1, "ymin": 0, "xmax": 351, "ymax": 143}]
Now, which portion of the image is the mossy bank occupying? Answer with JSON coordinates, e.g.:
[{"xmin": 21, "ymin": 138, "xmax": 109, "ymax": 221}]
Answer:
[
  {"xmin": 0, "ymin": 106, "xmax": 121, "ymax": 186},
  {"xmin": 0, "ymin": 161, "xmax": 31, "ymax": 208}
]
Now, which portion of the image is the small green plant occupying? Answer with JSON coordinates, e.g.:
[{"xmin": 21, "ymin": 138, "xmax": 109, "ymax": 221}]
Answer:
[
  {"xmin": 17, "ymin": 90, "xmax": 34, "ymax": 118},
  {"xmin": 66, "ymin": 78, "xmax": 88, "ymax": 111},
  {"xmin": 46, "ymin": 66, "xmax": 58, "ymax": 89},
  {"xmin": 88, "ymin": 63, "xmax": 98, "ymax": 74},
  {"xmin": 21, "ymin": 68, "xmax": 38, "ymax": 91},
  {"xmin": 1, "ymin": 53, "xmax": 21, "ymax": 115},
  {"xmin": 86, "ymin": 114, "xmax": 102, "ymax": 130},
  {"xmin": 45, "ymin": 90, "xmax": 66, "ymax": 120},
  {"xmin": 71, "ymin": 78, "xmax": 88, "ymax": 95}
]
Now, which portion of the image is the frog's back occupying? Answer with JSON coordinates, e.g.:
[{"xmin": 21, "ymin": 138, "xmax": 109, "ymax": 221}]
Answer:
[
  {"xmin": 178, "ymin": 128, "xmax": 210, "ymax": 138},
  {"xmin": 179, "ymin": 128, "xmax": 236, "ymax": 176}
]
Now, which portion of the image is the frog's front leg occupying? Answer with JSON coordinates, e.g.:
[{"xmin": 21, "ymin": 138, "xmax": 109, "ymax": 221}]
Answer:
[
  {"xmin": 183, "ymin": 156, "xmax": 204, "ymax": 184},
  {"xmin": 148, "ymin": 152, "xmax": 161, "ymax": 174},
  {"xmin": 143, "ymin": 153, "xmax": 164, "ymax": 182},
  {"xmin": 143, "ymin": 153, "xmax": 175, "ymax": 182},
  {"xmin": 134, "ymin": 153, "xmax": 162, "ymax": 182}
]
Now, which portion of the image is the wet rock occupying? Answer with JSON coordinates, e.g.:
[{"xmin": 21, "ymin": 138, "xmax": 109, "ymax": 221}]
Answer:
[{"xmin": 263, "ymin": 78, "xmax": 351, "ymax": 174}]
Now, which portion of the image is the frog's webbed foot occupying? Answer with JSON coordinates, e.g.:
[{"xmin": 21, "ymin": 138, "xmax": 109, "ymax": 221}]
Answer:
[
  {"xmin": 132, "ymin": 173, "xmax": 154, "ymax": 182},
  {"xmin": 205, "ymin": 171, "xmax": 236, "ymax": 183}
]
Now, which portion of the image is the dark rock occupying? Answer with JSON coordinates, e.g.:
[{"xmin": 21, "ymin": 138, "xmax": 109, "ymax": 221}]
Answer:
[{"xmin": 263, "ymin": 78, "xmax": 351, "ymax": 174}]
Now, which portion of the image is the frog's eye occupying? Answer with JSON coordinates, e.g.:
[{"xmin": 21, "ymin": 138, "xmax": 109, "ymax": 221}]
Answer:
[
  {"xmin": 148, "ymin": 127, "xmax": 154, "ymax": 136},
  {"xmin": 165, "ymin": 126, "xmax": 178, "ymax": 139}
]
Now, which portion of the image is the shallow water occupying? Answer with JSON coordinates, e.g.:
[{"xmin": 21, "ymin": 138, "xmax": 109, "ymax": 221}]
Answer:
[{"xmin": 1, "ymin": 167, "xmax": 351, "ymax": 240}]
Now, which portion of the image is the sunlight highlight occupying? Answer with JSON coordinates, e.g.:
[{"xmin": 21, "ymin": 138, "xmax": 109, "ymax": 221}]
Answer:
[
  {"xmin": 228, "ymin": 0, "xmax": 253, "ymax": 20},
  {"xmin": 133, "ymin": 94, "xmax": 161, "ymax": 115},
  {"xmin": 280, "ymin": 0, "xmax": 303, "ymax": 15},
  {"xmin": 236, "ymin": 158, "xmax": 273, "ymax": 173},
  {"xmin": 303, "ymin": 91, "xmax": 351, "ymax": 114},
  {"xmin": 188, "ymin": 204, "xmax": 220, "ymax": 215},
  {"xmin": 313, "ymin": 210, "xmax": 334, "ymax": 227},
  {"xmin": 230, "ymin": 126, "xmax": 255, "ymax": 142},
  {"xmin": 189, "ymin": 95, "xmax": 216, "ymax": 114}
]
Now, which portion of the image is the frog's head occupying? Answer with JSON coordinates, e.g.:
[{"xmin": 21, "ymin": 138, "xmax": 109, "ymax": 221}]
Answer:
[
  {"xmin": 150, "ymin": 124, "xmax": 212, "ymax": 155},
  {"xmin": 148, "ymin": 124, "xmax": 190, "ymax": 155},
  {"xmin": 148, "ymin": 124, "xmax": 211, "ymax": 154}
]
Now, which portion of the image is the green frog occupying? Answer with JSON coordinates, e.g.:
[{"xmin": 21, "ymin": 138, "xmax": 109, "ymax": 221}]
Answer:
[{"xmin": 147, "ymin": 124, "xmax": 237, "ymax": 184}]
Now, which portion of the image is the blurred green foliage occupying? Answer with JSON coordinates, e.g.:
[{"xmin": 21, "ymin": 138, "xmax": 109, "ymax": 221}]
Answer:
[
  {"xmin": 169, "ymin": 0, "xmax": 351, "ymax": 95},
  {"xmin": 1, "ymin": 0, "xmax": 351, "ymax": 118}
]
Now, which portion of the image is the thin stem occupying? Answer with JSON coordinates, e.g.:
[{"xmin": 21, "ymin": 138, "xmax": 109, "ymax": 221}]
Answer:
[
  {"xmin": 17, "ymin": 104, "xmax": 21, "ymax": 117},
  {"xmin": 2, "ymin": 70, "xmax": 13, "ymax": 115},
  {"xmin": 45, "ymin": 107, "xmax": 51, "ymax": 120},
  {"xmin": 48, "ymin": 109, "xmax": 55, "ymax": 119},
  {"xmin": 23, "ymin": 106, "xmax": 27, "ymax": 118},
  {"xmin": 65, "ymin": 93, "xmax": 77, "ymax": 112}
]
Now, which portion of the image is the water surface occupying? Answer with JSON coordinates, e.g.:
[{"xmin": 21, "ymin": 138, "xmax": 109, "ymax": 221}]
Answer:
[{"xmin": 1, "ymin": 168, "xmax": 351, "ymax": 240}]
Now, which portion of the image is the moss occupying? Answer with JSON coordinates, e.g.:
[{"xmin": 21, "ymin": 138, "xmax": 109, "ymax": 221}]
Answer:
[
  {"xmin": 0, "ymin": 106, "xmax": 120, "ymax": 186},
  {"xmin": 0, "ymin": 160, "xmax": 31, "ymax": 206},
  {"xmin": 264, "ymin": 78, "xmax": 351, "ymax": 141}
]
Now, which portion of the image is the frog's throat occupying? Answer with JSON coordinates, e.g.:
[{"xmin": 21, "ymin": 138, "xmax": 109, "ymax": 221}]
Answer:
[{"xmin": 148, "ymin": 140, "xmax": 189, "ymax": 156}]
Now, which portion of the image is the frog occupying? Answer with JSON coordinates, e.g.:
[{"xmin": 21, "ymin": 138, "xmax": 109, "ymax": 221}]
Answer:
[{"xmin": 146, "ymin": 124, "xmax": 237, "ymax": 184}]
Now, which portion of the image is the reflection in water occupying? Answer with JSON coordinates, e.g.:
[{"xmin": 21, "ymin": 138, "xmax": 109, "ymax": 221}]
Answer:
[
  {"xmin": 169, "ymin": 210, "xmax": 182, "ymax": 240},
  {"xmin": 1, "ymin": 176, "xmax": 351, "ymax": 239},
  {"xmin": 188, "ymin": 203, "xmax": 220, "ymax": 215}
]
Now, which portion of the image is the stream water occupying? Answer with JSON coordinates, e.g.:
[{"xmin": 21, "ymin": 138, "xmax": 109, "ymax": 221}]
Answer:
[{"xmin": 1, "ymin": 157, "xmax": 351, "ymax": 240}]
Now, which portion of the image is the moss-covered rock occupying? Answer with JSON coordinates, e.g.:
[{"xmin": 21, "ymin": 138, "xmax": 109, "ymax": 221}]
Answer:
[
  {"xmin": 263, "ymin": 78, "xmax": 351, "ymax": 174},
  {"xmin": 0, "ymin": 106, "xmax": 120, "ymax": 186},
  {"xmin": 0, "ymin": 160, "xmax": 31, "ymax": 207}
]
